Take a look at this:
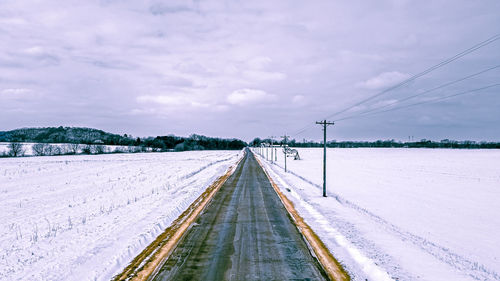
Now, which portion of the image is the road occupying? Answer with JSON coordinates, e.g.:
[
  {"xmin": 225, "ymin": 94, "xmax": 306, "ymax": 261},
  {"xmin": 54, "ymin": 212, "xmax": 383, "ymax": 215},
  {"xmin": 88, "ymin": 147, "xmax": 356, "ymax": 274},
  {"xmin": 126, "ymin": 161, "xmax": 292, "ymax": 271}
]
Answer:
[{"xmin": 152, "ymin": 150, "xmax": 328, "ymax": 281}]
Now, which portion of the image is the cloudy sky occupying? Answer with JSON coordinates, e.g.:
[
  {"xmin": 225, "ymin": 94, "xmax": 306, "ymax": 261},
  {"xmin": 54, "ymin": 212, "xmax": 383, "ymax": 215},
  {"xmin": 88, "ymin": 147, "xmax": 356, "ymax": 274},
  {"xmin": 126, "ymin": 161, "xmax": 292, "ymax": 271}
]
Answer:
[{"xmin": 1, "ymin": 0, "xmax": 499, "ymax": 141}]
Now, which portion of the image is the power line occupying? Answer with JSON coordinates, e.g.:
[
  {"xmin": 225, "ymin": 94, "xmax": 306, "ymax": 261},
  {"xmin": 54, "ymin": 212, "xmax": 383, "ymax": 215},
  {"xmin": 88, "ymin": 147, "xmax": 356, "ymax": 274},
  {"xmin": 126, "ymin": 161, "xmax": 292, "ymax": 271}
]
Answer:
[
  {"xmin": 335, "ymin": 64, "xmax": 500, "ymax": 122},
  {"xmin": 292, "ymin": 122, "xmax": 316, "ymax": 137},
  {"xmin": 323, "ymin": 33, "xmax": 500, "ymax": 120},
  {"xmin": 336, "ymin": 83, "xmax": 500, "ymax": 121},
  {"xmin": 289, "ymin": 33, "xmax": 500, "ymax": 137}
]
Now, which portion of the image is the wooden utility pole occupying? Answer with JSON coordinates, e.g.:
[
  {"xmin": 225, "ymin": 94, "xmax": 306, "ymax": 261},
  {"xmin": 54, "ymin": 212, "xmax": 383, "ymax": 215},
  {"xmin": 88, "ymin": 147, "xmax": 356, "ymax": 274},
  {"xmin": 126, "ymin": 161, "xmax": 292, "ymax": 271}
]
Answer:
[
  {"xmin": 281, "ymin": 134, "xmax": 290, "ymax": 172},
  {"xmin": 316, "ymin": 120, "xmax": 334, "ymax": 197}
]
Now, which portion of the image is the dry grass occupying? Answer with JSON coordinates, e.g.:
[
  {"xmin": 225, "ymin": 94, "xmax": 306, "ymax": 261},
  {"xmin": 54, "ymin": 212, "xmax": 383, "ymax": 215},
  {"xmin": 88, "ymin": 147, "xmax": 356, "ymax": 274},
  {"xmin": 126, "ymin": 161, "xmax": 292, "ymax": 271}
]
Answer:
[{"xmin": 112, "ymin": 157, "xmax": 243, "ymax": 281}]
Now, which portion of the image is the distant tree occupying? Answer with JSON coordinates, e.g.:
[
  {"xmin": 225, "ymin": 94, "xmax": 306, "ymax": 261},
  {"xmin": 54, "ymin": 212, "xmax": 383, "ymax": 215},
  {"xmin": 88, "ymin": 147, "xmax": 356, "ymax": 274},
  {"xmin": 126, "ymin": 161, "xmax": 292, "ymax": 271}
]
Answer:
[
  {"xmin": 66, "ymin": 143, "xmax": 80, "ymax": 154},
  {"xmin": 7, "ymin": 142, "xmax": 24, "ymax": 157},
  {"xmin": 150, "ymin": 138, "xmax": 166, "ymax": 152},
  {"xmin": 95, "ymin": 145, "xmax": 106, "ymax": 154},
  {"xmin": 250, "ymin": 138, "xmax": 262, "ymax": 146},
  {"xmin": 111, "ymin": 147, "xmax": 123, "ymax": 153},
  {"xmin": 32, "ymin": 143, "xmax": 49, "ymax": 156},
  {"xmin": 81, "ymin": 145, "xmax": 92, "ymax": 154},
  {"xmin": 44, "ymin": 145, "xmax": 54, "ymax": 156},
  {"xmin": 52, "ymin": 145, "xmax": 62, "ymax": 155},
  {"xmin": 174, "ymin": 142, "xmax": 186, "ymax": 151}
]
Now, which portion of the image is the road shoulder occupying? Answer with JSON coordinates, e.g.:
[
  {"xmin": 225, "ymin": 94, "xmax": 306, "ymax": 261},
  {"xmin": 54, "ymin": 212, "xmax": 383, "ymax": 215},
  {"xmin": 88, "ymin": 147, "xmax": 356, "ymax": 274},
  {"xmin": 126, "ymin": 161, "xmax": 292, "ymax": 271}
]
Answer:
[
  {"xmin": 112, "ymin": 155, "xmax": 244, "ymax": 281},
  {"xmin": 254, "ymin": 152, "xmax": 350, "ymax": 281}
]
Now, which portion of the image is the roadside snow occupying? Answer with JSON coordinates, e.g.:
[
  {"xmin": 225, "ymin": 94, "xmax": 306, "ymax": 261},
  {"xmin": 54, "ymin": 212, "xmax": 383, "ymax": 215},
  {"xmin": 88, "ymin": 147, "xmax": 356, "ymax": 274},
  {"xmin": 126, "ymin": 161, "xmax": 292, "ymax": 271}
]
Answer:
[
  {"xmin": 254, "ymin": 148, "xmax": 500, "ymax": 281},
  {"xmin": 0, "ymin": 150, "xmax": 242, "ymax": 281}
]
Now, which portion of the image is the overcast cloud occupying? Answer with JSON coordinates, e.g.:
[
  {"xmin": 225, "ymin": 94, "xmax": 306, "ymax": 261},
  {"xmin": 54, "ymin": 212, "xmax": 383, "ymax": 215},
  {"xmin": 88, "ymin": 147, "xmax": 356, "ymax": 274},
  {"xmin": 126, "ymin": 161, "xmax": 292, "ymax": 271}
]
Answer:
[{"xmin": 0, "ymin": 0, "xmax": 499, "ymax": 141}]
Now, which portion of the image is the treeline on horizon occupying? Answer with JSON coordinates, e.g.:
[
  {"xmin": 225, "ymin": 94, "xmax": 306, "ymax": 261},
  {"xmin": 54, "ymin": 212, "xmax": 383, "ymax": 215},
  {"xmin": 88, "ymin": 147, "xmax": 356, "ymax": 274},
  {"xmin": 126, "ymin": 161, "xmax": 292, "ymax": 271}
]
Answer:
[
  {"xmin": 0, "ymin": 127, "xmax": 247, "ymax": 151},
  {"xmin": 2, "ymin": 127, "xmax": 499, "ymax": 152},
  {"xmin": 250, "ymin": 138, "xmax": 500, "ymax": 149}
]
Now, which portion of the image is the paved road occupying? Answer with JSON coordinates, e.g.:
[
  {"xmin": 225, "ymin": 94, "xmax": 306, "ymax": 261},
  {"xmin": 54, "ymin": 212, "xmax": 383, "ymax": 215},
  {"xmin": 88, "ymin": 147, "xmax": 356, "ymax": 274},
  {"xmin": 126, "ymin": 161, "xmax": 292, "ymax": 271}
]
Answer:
[{"xmin": 152, "ymin": 150, "xmax": 328, "ymax": 281}]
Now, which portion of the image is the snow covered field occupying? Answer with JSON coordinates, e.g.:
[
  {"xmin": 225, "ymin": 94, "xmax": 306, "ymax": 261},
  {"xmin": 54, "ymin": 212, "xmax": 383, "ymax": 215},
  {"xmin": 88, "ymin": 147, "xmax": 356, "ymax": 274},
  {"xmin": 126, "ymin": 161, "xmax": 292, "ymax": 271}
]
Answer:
[
  {"xmin": 254, "ymin": 148, "xmax": 500, "ymax": 281},
  {"xmin": 0, "ymin": 150, "xmax": 242, "ymax": 281},
  {"xmin": 0, "ymin": 142, "xmax": 145, "ymax": 156}
]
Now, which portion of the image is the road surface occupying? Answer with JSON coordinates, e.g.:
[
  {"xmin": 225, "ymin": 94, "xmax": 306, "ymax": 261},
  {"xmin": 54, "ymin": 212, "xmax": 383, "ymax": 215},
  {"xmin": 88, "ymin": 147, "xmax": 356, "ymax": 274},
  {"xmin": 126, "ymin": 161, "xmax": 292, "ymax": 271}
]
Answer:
[{"xmin": 152, "ymin": 150, "xmax": 328, "ymax": 281}]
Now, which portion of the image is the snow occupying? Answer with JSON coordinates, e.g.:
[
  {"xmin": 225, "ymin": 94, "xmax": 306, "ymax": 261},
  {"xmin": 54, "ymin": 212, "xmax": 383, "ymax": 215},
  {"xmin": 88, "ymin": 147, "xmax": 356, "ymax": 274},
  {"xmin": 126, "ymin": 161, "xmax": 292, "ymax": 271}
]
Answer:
[
  {"xmin": 0, "ymin": 142, "xmax": 145, "ymax": 156},
  {"xmin": 254, "ymin": 148, "xmax": 500, "ymax": 281},
  {"xmin": 0, "ymin": 150, "xmax": 242, "ymax": 281}
]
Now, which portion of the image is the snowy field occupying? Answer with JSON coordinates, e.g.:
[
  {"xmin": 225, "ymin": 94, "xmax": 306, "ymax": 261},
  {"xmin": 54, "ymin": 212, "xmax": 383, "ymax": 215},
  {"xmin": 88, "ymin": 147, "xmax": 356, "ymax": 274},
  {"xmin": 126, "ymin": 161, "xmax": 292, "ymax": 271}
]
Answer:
[
  {"xmin": 0, "ymin": 150, "xmax": 242, "ymax": 281},
  {"xmin": 254, "ymin": 148, "xmax": 500, "ymax": 281},
  {"xmin": 0, "ymin": 142, "xmax": 145, "ymax": 156}
]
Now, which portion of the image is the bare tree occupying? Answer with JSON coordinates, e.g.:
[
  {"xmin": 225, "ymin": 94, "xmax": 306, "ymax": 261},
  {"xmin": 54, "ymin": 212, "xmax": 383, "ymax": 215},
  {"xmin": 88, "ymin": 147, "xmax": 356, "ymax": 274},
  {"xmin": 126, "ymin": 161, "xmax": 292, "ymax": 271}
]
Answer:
[
  {"xmin": 52, "ymin": 145, "xmax": 62, "ymax": 155},
  {"xmin": 32, "ymin": 143, "xmax": 49, "ymax": 156},
  {"xmin": 44, "ymin": 145, "xmax": 54, "ymax": 156},
  {"xmin": 82, "ymin": 144, "xmax": 92, "ymax": 154},
  {"xmin": 66, "ymin": 143, "xmax": 79, "ymax": 154},
  {"xmin": 94, "ymin": 145, "xmax": 106, "ymax": 154},
  {"xmin": 7, "ymin": 142, "xmax": 24, "ymax": 157}
]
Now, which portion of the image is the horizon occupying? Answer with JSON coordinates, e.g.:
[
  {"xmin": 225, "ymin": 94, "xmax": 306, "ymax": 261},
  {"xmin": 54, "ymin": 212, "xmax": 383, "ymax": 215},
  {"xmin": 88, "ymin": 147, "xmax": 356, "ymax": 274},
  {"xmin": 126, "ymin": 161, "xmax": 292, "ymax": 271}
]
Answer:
[
  {"xmin": 1, "ymin": 1, "xmax": 499, "ymax": 142},
  {"xmin": 2, "ymin": 125, "xmax": 500, "ymax": 144}
]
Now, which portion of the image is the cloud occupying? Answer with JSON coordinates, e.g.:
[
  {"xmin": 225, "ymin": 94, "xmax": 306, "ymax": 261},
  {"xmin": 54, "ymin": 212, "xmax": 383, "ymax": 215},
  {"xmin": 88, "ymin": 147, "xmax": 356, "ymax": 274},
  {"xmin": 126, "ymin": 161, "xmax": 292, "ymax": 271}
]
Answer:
[
  {"xmin": 292, "ymin": 94, "xmax": 305, "ymax": 104},
  {"xmin": 1, "ymin": 88, "xmax": 31, "ymax": 94},
  {"xmin": 243, "ymin": 71, "xmax": 287, "ymax": 81},
  {"xmin": 149, "ymin": 3, "xmax": 193, "ymax": 15},
  {"xmin": 0, "ymin": 0, "xmax": 499, "ymax": 140},
  {"xmin": 136, "ymin": 94, "xmax": 227, "ymax": 109},
  {"xmin": 227, "ymin": 89, "xmax": 270, "ymax": 105},
  {"xmin": 357, "ymin": 71, "xmax": 411, "ymax": 90},
  {"xmin": 163, "ymin": 76, "xmax": 194, "ymax": 87},
  {"xmin": 247, "ymin": 57, "xmax": 272, "ymax": 70},
  {"xmin": 136, "ymin": 95, "xmax": 188, "ymax": 106},
  {"xmin": 0, "ymin": 88, "xmax": 33, "ymax": 99}
]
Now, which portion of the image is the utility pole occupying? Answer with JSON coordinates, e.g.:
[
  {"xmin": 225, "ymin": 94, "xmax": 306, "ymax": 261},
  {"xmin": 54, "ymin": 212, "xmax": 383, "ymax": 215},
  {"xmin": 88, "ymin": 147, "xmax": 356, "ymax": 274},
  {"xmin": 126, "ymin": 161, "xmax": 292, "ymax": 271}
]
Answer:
[
  {"xmin": 269, "ymin": 136, "xmax": 276, "ymax": 163},
  {"xmin": 316, "ymin": 120, "xmax": 334, "ymax": 197},
  {"xmin": 281, "ymin": 134, "xmax": 290, "ymax": 172}
]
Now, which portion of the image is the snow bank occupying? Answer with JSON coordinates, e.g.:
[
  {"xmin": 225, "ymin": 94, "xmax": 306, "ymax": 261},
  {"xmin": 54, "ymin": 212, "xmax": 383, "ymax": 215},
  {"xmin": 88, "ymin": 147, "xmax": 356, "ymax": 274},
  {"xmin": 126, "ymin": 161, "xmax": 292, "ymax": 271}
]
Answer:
[
  {"xmin": 254, "ymin": 148, "xmax": 500, "ymax": 281},
  {"xmin": 0, "ymin": 150, "xmax": 242, "ymax": 281}
]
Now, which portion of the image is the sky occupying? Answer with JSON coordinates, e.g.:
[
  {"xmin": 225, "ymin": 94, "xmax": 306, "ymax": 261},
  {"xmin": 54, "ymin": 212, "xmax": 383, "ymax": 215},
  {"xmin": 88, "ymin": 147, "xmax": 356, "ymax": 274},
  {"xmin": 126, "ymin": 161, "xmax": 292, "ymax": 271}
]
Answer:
[{"xmin": 0, "ymin": 0, "xmax": 499, "ymax": 142}]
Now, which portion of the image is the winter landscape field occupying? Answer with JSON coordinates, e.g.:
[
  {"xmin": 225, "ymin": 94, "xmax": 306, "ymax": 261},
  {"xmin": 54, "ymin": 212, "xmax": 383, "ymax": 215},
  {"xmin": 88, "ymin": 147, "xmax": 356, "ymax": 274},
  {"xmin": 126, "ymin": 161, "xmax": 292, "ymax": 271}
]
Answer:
[
  {"xmin": 255, "ymin": 148, "xmax": 500, "ymax": 281},
  {"xmin": 0, "ymin": 142, "xmax": 146, "ymax": 156},
  {"xmin": 0, "ymin": 150, "xmax": 242, "ymax": 281}
]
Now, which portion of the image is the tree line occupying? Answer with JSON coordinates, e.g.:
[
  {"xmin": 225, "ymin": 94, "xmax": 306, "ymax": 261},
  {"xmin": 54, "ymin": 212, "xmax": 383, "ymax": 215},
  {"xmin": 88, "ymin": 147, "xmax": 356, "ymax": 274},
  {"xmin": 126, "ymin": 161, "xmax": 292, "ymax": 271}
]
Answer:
[
  {"xmin": 250, "ymin": 138, "xmax": 500, "ymax": 149},
  {"xmin": 0, "ymin": 127, "xmax": 247, "ymax": 157}
]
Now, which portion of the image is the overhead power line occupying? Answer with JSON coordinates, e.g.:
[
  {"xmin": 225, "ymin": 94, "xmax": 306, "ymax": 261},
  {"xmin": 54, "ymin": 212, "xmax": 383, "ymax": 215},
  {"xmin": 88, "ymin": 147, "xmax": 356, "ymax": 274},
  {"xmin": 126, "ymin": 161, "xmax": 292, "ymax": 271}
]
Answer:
[
  {"xmin": 336, "ymin": 83, "xmax": 500, "ymax": 121},
  {"xmin": 292, "ymin": 122, "xmax": 316, "ymax": 137},
  {"xmin": 335, "ymin": 64, "xmax": 500, "ymax": 122},
  {"xmin": 323, "ymin": 33, "xmax": 500, "ymax": 120},
  {"xmin": 289, "ymin": 33, "xmax": 500, "ymax": 137}
]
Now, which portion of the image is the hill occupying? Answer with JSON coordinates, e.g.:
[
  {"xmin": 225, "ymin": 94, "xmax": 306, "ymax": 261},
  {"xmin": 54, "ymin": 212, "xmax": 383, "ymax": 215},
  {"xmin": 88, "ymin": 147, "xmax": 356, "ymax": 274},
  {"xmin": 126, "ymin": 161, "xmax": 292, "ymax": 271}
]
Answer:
[
  {"xmin": 0, "ymin": 126, "xmax": 131, "ymax": 145},
  {"xmin": 0, "ymin": 127, "xmax": 247, "ymax": 151}
]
